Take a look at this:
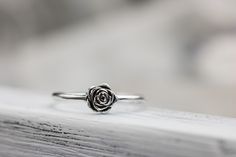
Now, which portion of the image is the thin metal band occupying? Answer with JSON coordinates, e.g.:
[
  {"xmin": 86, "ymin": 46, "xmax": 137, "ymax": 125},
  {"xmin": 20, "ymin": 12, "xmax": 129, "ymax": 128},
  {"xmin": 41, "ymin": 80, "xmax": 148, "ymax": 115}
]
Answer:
[
  {"xmin": 52, "ymin": 92, "xmax": 87, "ymax": 100},
  {"xmin": 52, "ymin": 92, "xmax": 144, "ymax": 101},
  {"xmin": 116, "ymin": 95, "xmax": 144, "ymax": 101}
]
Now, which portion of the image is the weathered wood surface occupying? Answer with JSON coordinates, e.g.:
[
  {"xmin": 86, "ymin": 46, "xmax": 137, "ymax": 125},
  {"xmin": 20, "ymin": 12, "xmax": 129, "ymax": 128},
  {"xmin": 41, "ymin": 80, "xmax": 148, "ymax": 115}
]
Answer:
[{"xmin": 0, "ymin": 87, "xmax": 236, "ymax": 157}]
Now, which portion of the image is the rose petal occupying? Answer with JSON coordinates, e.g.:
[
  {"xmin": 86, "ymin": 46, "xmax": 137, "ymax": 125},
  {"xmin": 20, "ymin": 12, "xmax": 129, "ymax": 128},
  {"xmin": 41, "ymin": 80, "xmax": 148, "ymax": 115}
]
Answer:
[{"xmin": 98, "ymin": 84, "xmax": 111, "ymax": 90}]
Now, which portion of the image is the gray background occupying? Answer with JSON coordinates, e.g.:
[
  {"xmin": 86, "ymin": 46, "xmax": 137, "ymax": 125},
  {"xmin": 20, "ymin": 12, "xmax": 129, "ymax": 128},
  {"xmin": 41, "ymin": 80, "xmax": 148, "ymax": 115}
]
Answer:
[{"xmin": 0, "ymin": 0, "xmax": 236, "ymax": 117}]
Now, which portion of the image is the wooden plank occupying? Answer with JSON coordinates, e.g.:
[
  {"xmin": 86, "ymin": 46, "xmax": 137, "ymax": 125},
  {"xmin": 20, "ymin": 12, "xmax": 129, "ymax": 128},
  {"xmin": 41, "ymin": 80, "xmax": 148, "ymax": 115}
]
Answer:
[{"xmin": 0, "ymin": 87, "xmax": 236, "ymax": 157}]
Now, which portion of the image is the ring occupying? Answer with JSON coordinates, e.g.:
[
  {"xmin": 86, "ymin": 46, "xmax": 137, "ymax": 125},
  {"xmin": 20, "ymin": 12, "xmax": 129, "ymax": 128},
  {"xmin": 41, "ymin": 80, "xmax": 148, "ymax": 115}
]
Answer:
[{"xmin": 52, "ymin": 83, "xmax": 144, "ymax": 112}]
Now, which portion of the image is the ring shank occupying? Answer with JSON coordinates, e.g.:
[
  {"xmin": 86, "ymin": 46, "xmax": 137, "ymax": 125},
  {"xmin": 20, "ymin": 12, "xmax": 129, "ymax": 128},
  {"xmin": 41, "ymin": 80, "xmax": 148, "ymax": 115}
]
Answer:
[
  {"xmin": 116, "ymin": 95, "xmax": 144, "ymax": 101},
  {"xmin": 52, "ymin": 92, "xmax": 144, "ymax": 101},
  {"xmin": 52, "ymin": 92, "xmax": 87, "ymax": 100}
]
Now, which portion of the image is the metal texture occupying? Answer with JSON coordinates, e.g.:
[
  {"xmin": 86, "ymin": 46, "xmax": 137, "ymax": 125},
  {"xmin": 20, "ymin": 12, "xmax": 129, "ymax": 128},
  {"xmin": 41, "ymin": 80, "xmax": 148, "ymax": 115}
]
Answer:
[{"xmin": 52, "ymin": 83, "xmax": 144, "ymax": 112}]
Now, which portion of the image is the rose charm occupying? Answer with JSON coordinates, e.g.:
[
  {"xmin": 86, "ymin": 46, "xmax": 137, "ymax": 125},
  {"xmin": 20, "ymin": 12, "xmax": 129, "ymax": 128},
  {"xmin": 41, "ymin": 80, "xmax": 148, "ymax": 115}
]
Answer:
[{"xmin": 87, "ymin": 84, "xmax": 117, "ymax": 112}]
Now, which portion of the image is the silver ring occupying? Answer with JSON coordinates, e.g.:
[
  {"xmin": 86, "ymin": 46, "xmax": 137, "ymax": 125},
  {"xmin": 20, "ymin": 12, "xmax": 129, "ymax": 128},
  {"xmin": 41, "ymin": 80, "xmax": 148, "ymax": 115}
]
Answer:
[{"xmin": 52, "ymin": 83, "xmax": 144, "ymax": 112}]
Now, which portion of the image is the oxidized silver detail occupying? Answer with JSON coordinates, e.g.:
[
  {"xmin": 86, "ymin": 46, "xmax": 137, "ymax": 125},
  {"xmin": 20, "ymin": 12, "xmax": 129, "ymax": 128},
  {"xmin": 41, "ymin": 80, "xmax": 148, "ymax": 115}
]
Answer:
[{"xmin": 87, "ymin": 84, "xmax": 117, "ymax": 112}]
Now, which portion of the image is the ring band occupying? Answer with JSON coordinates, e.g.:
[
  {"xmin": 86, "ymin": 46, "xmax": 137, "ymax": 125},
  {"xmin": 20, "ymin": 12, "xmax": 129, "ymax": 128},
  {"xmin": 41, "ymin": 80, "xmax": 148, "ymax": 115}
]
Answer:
[
  {"xmin": 52, "ymin": 92, "xmax": 143, "ymax": 101},
  {"xmin": 52, "ymin": 83, "xmax": 144, "ymax": 112}
]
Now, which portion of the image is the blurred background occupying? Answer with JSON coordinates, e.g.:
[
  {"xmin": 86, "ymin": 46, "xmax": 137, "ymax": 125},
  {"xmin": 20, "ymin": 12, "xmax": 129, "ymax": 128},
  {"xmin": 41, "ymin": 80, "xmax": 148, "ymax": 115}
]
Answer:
[{"xmin": 0, "ymin": 0, "xmax": 235, "ymax": 117}]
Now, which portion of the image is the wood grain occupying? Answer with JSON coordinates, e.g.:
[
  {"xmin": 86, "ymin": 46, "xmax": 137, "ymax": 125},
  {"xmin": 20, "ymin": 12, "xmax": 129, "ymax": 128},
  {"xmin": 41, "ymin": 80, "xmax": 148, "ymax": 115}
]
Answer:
[{"xmin": 0, "ymin": 87, "xmax": 236, "ymax": 157}]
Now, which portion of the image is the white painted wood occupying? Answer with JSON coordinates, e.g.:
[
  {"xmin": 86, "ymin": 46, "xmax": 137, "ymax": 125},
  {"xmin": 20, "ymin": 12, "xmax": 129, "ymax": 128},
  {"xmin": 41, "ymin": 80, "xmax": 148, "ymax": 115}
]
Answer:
[{"xmin": 0, "ymin": 87, "xmax": 236, "ymax": 157}]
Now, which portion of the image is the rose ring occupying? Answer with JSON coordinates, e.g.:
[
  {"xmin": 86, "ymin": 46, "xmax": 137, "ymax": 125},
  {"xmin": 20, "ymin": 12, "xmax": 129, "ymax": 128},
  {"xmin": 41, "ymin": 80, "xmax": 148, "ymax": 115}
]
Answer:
[{"xmin": 52, "ymin": 83, "xmax": 144, "ymax": 112}]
